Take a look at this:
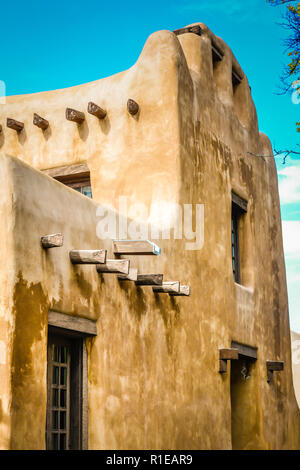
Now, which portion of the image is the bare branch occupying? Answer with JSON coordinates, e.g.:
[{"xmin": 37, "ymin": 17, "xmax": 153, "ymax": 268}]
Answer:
[{"xmin": 248, "ymin": 144, "xmax": 300, "ymax": 164}]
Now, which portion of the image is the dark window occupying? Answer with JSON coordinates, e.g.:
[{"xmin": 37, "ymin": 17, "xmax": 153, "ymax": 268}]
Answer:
[
  {"xmin": 231, "ymin": 193, "xmax": 247, "ymax": 284},
  {"xmin": 44, "ymin": 164, "xmax": 92, "ymax": 198},
  {"xmin": 56, "ymin": 173, "xmax": 92, "ymax": 199},
  {"xmin": 232, "ymin": 208, "xmax": 240, "ymax": 283},
  {"xmin": 46, "ymin": 331, "xmax": 83, "ymax": 450}
]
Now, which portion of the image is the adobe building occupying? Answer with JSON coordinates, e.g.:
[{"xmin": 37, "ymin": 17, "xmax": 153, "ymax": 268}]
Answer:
[{"xmin": 0, "ymin": 22, "xmax": 299, "ymax": 450}]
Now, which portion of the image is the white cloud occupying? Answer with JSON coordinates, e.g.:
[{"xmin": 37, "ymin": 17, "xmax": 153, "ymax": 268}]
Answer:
[
  {"xmin": 278, "ymin": 166, "xmax": 300, "ymax": 205},
  {"xmin": 282, "ymin": 221, "xmax": 300, "ymax": 258}
]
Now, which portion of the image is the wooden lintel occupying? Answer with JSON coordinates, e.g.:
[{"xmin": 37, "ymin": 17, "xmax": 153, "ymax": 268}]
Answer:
[
  {"xmin": 70, "ymin": 249, "xmax": 106, "ymax": 264},
  {"xmin": 7, "ymin": 117, "xmax": 24, "ymax": 132},
  {"xmin": 232, "ymin": 192, "xmax": 247, "ymax": 213},
  {"xmin": 231, "ymin": 341, "xmax": 257, "ymax": 360},
  {"xmin": 43, "ymin": 163, "xmax": 89, "ymax": 180},
  {"xmin": 48, "ymin": 310, "xmax": 97, "ymax": 336},
  {"xmin": 127, "ymin": 99, "xmax": 139, "ymax": 116},
  {"xmin": 135, "ymin": 274, "xmax": 163, "ymax": 286},
  {"xmin": 219, "ymin": 348, "xmax": 239, "ymax": 361},
  {"xmin": 41, "ymin": 233, "xmax": 64, "ymax": 249},
  {"xmin": 87, "ymin": 101, "xmax": 107, "ymax": 119},
  {"xmin": 169, "ymin": 285, "xmax": 191, "ymax": 297},
  {"xmin": 173, "ymin": 25, "xmax": 202, "ymax": 36},
  {"xmin": 153, "ymin": 281, "xmax": 180, "ymax": 294},
  {"xmin": 66, "ymin": 108, "xmax": 85, "ymax": 124},
  {"xmin": 33, "ymin": 113, "xmax": 49, "ymax": 130},
  {"xmin": 96, "ymin": 259, "xmax": 130, "ymax": 275},
  {"xmin": 113, "ymin": 240, "xmax": 161, "ymax": 256},
  {"xmin": 117, "ymin": 268, "xmax": 138, "ymax": 282}
]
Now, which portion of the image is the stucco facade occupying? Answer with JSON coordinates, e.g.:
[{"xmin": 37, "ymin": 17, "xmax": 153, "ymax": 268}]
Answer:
[{"xmin": 0, "ymin": 22, "xmax": 299, "ymax": 450}]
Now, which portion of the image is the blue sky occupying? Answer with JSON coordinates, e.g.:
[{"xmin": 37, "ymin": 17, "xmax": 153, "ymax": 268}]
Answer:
[{"xmin": 1, "ymin": 0, "xmax": 299, "ymax": 330}]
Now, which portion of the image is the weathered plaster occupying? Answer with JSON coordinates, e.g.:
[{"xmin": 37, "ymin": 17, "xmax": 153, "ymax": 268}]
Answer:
[{"xmin": 0, "ymin": 22, "xmax": 299, "ymax": 449}]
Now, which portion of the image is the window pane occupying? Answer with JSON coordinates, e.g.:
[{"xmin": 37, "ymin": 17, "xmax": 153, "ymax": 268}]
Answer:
[
  {"xmin": 52, "ymin": 433, "xmax": 58, "ymax": 450},
  {"xmin": 60, "ymin": 367, "xmax": 67, "ymax": 386},
  {"xmin": 52, "ymin": 410, "xmax": 58, "ymax": 430},
  {"xmin": 61, "ymin": 346, "xmax": 67, "ymax": 364},
  {"xmin": 53, "ymin": 345, "xmax": 59, "ymax": 362},
  {"xmin": 82, "ymin": 185, "xmax": 92, "ymax": 198},
  {"xmin": 60, "ymin": 389, "xmax": 66, "ymax": 408},
  {"xmin": 53, "ymin": 366, "xmax": 59, "ymax": 385},
  {"xmin": 60, "ymin": 411, "xmax": 66, "ymax": 430},
  {"xmin": 60, "ymin": 433, "xmax": 66, "ymax": 450},
  {"xmin": 53, "ymin": 388, "xmax": 59, "ymax": 407}
]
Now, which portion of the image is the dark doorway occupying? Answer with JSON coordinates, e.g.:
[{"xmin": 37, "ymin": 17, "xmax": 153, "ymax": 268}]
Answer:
[{"xmin": 230, "ymin": 343, "xmax": 257, "ymax": 450}]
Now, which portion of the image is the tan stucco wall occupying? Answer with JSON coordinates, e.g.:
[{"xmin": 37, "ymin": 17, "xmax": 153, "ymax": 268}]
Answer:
[{"xmin": 0, "ymin": 22, "xmax": 299, "ymax": 449}]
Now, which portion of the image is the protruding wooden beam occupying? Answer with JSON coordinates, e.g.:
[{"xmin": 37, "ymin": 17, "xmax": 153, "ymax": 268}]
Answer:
[
  {"xmin": 219, "ymin": 359, "xmax": 228, "ymax": 373},
  {"xmin": 41, "ymin": 233, "xmax": 64, "ymax": 249},
  {"xmin": 7, "ymin": 118, "xmax": 24, "ymax": 132},
  {"xmin": 113, "ymin": 240, "xmax": 161, "ymax": 256},
  {"xmin": 66, "ymin": 108, "xmax": 85, "ymax": 124},
  {"xmin": 173, "ymin": 25, "xmax": 202, "ymax": 36},
  {"xmin": 153, "ymin": 281, "xmax": 180, "ymax": 294},
  {"xmin": 117, "ymin": 268, "xmax": 138, "ymax": 282},
  {"xmin": 96, "ymin": 259, "xmax": 130, "ymax": 275},
  {"xmin": 219, "ymin": 348, "xmax": 239, "ymax": 373},
  {"xmin": 70, "ymin": 249, "xmax": 106, "ymax": 264},
  {"xmin": 169, "ymin": 285, "xmax": 191, "ymax": 297},
  {"xmin": 266, "ymin": 360, "xmax": 284, "ymax": 383},
  {"xmin": 48, "ymin": 310, "xmax": 97, "ymax": 336},
  {"xmin": 33, "ymin": 113, "xmax": 49, "ymax": 130},
  {"xmin": 220, "ymin": 348, "xmax": 239, "ymax": 361},
  {"xmin": 127, "ymin": 99, "xmax": 139, "ymax": 116},
  {"xmin": 135, "ymin": 274, "xmax": 163, "ymax": 286},
  {"xmin": 87, "ymin": 101, "xmax": 107, "ymax": 119}
]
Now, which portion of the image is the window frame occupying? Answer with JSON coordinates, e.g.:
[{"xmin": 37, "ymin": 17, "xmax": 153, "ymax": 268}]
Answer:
[
  {"xmin": 231, "ymin": 193, "xmax": 247, "ymax": 285},
  {"xmin": 46, "ymin": 312, "xmax": 97, "ymax": 450}
]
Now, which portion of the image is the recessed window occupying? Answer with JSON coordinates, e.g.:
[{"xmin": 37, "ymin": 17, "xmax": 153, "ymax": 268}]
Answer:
[
  {"xmin": 65, "ymin": 177, "xmax": 92, "ymax": 198},
  {"xmin": 44, "ymin": 163, "xmax": 92, "ymax": 198},
  {"xmin": 231, "ymin": 193, "xmax": 247, "ymax": 284}
]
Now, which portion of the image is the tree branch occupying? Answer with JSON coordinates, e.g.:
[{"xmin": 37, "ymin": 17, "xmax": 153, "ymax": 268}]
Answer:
[{"xmin": 247, "ymin": 145, "xmax": 300, "ymax": 164}]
